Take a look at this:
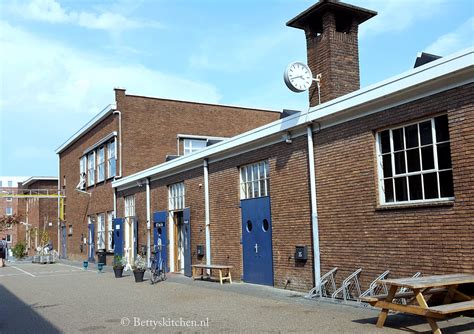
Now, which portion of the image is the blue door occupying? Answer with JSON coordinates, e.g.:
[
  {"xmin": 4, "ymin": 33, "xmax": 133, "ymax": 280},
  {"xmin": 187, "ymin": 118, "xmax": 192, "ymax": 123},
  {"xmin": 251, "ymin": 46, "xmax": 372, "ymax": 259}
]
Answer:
[
  {"xmin": 88, "ymin": 223, "xmax": 95, "ymax": 262},
  {"xmin": 241, "ymin": 196, "xmax": 273, "ymax": 286},
  {"xmin": 153, "ymin": 211, "xmax": 168, "ymax": 272},
  {"xmin": 183, "ymin": 208, "xmax": 192, "ymax": 277},
  {"xmin": 113, "ymin": 218, "xmax": 124, "ymax": 257},
  {"xmin": 61, "ymin": 225, "xmax": 67, "ymax": 259}
]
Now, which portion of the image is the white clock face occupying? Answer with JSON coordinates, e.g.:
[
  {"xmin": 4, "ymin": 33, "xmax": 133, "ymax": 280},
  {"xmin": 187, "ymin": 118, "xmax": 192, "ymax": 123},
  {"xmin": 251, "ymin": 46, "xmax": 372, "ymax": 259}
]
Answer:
[{"xmin": 284, "ymin": 62, "xmax": 313, "ymax": 93}]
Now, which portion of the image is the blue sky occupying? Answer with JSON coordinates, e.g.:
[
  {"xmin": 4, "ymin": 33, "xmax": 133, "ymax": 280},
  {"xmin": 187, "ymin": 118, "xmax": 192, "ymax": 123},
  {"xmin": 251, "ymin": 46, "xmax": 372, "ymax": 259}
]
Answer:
[{"xmin": 0, "ymin": 0, "xmax": 472, "ymax": 177}]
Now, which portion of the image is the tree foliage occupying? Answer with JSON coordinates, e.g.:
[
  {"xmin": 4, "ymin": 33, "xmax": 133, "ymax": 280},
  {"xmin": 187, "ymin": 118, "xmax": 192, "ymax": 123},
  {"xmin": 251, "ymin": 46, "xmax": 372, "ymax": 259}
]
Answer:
[{"xmin": 0, "ymin": 214, "xmax": 22, "ymax": 232}]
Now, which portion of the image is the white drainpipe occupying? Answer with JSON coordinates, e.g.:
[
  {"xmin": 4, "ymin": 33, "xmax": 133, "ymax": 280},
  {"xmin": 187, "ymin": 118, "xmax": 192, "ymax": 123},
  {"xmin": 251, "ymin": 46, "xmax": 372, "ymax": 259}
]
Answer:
[
  {"xmin": 203, "ymin": 159, "xmax": 211, "ymax": 265},
  {"xmin": 113, "ymin": 110, "xmax": 122, "ymax": 178},
  {"xmin": 113, "ymin": 188, "xmax": 117, "ymax": 217},
  {"xmin": 146, "ymin": 178, "xmax": 151, "ymax": 267},
  {"xmin": 307, "ymin": 125, "xmax": 321, "ymax": 291},
  {"xmin": 57, "ymin": 154, "xmax": 61, "ymax": 256}
]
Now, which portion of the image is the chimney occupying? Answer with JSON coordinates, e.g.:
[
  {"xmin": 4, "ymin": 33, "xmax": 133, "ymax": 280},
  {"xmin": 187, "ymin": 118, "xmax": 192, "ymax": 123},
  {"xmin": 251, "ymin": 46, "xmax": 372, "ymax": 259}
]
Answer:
[{"xmin": 287, "ymin": 0, "xmax": 376, "ymax": 106}]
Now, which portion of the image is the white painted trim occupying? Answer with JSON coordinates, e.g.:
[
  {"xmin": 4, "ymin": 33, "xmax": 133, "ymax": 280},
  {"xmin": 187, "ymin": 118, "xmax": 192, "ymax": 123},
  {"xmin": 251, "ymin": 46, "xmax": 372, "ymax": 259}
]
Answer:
[
  {"xmin": 112, "ymin": 47, "xmax": 473, "ymax": 191},
  {"xmin": 55, "ymin": 104, "xmax": 116, "ymax": 154},
  {"xmin": 22, "ymin": 176, "xmax": 58, "ymax": 188},
  {"xmin": 177, "ymin": 134, "xmax": 228, "ymax": 141},
  {"xmin": 83, "ymin": 132, "xmax": 117, "ymax": 155},
  {"xmin": 203, "ymin": 160, "xmax": 211, "ymax": 266}
]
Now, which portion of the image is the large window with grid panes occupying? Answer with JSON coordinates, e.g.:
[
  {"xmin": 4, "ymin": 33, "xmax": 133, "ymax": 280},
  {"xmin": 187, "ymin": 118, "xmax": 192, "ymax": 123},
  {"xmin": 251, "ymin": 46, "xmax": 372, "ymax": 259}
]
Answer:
[
  {"xmin": 107, "ymin": 211, "xmax": 114, "ymax": 251},
  {"xmin": 377, "ymin": 114, "xmax": 454, "ymax": 205},
  {"xmin": 97, "ymin": 213, "xmax": 105, "ymax": 250},
  {"xmin": 169, "ymin": 182, "xmax": 185, "ymax": 210},
  {"xmin": 124, "ymin": 195, "xmax": 135, "ymax": 217},
  {"xmin": 240, "ymin": 160, "xmax": 270, "ymax": 199},
  {"xmin": 183, "ymin": 139, "xmax": 207, "ymax": 155}
]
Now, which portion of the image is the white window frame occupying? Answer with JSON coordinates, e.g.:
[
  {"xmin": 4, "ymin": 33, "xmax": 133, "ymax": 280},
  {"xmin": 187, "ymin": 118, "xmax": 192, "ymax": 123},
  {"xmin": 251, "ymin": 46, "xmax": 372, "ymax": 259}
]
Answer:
[
  {"xmin": 124, "ymin": 196, "xmax": 135, "ymax": 218},
  {"xmin": 107, "ymin": 139, "xmax": 117, "ymax": 179},
  {"xmin": 376, "ymin": 115, "xmax": 454, "ymax": 205},
  {"xmin": 97, "ymin": 213, "xmax": 106, "ymax": 250},
  {"xmin": 183, "ymin": 138, "xmax": 207, "ymax": 156},
  {"xmin": 5, "ymin": 207, "xmax": 13, "ymax": 216},
  {"xmin": 6, "ymin": 234, "xmax": 12, "ymax": 243},
  {"xmin": 77, "ymin": 156, "xmax": 87, "ymax": 190},
  {"xmin": 97, "ymin": 146, "xmax": 105, "ymax": 183},
  {"xmin": 107, "ymin": 211, "xmax": 114, "ymax": 251},
  {"xmin": 7, "ymin": 181, "xmax": 12, "ymax": 187},
  {"xmin": 87, "ymin": 151, "xmax": 95, "ymax": 186},
  {"xmin": 6, "ymin": 197, "xmax": 12, "ymax": 202},
  {"xmin": 240, "ymin": 161, "xmax": 270, "ymax": 200},
  {"xmin": 169, "ymin": 182, "xmax": 185, "ymax": 210}
]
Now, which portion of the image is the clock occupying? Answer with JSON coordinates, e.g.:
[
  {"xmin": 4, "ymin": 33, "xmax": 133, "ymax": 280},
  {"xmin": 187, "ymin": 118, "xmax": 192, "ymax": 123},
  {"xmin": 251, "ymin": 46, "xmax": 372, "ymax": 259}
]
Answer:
[{"xmin": 284, "ymin": 61, "xmax": 313, "ymax": 93}]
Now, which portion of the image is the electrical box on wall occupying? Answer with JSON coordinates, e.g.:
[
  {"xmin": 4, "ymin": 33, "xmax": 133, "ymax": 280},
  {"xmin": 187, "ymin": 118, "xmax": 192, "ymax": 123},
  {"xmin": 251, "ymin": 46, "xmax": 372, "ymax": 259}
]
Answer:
[
  {"xmin": 295, "ymin": 245, "xmax": 308, "ymax": 261},
  {"xmin": 197, "ymin": 245, "xmax": 205, "ymax": 256}
]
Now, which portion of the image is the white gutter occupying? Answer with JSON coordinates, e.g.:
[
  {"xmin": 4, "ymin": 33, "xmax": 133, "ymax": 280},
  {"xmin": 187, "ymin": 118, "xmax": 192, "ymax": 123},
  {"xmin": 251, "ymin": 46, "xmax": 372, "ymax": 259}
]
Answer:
[
  {"xmin": 306, "ymin": 125, "xmax": 321, "ymax": 291},
  {"xmin": 112, "ymin": 47, "xmax": 473, "ymax": 191},
  {"xmin": 113, "ymin": 110, "xmax": 123, "ymax": 178},
  {"xmin": 203, "ymin": 159, "xmax": 211, "ymax": 266},
  {"xmin": 146, "ymin": 178, "xmax": 151, "ymax": 267}
]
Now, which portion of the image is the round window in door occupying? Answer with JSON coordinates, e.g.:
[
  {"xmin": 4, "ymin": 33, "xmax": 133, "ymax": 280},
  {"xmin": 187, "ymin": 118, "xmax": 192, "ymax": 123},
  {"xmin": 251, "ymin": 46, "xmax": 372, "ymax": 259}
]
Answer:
[
  {"xmin": 262, "ymin": 219, "xmax": 269, "ymax": 232},
  {"xmin": 246, "ymin": 220, "xmax": 253, "ymax": 232}
]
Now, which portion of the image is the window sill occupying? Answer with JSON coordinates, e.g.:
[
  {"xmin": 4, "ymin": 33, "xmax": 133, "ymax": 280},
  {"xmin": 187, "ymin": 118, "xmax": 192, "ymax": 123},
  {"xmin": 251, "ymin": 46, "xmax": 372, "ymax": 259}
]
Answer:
[{"xmin": 376, "ymin": 200, "xmax": 454, "ymax": 211}]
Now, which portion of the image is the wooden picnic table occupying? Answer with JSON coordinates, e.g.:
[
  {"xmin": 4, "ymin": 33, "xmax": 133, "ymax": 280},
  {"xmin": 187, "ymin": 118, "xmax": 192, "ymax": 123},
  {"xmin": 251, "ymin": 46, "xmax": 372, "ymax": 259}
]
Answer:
[
  {"xmin": 362, "ymin": 273, "xmax": 474, "ymax": 334},
  {"xmin": 191, "ymin": 264, "xmax": 233, "ymax": 285}
]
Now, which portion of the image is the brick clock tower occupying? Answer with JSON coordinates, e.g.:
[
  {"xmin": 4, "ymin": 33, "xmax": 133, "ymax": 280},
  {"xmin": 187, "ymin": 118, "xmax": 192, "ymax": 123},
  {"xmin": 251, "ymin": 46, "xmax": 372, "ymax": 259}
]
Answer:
[{"xmin": 287, "ymin": 0, "xmax": 377, "ymax": 106}]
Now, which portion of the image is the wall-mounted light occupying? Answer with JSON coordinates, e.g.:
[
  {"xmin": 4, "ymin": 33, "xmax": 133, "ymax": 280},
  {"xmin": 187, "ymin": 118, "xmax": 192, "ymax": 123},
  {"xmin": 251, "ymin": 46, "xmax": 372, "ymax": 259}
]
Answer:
[{"xmin": 283, "ymin": 131, "xmax": 292, "ymax": 144}]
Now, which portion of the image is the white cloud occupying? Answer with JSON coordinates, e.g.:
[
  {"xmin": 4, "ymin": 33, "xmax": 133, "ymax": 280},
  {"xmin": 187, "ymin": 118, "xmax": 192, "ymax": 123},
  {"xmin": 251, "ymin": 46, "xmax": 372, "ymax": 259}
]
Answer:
[
  {"xmin": 425, "ymin": 17, "xmax": 474, "ymax": 56},
  {"xmin": 7, "ymin": 0, "xmax": 162, "ymax": 32},
  {"xmin": 355, "ymin": 0, "xmax": 448, "ymax": 37},
  {"xmin": 0, "ymin": 20, "xmax": 221, "ymax": 117}
]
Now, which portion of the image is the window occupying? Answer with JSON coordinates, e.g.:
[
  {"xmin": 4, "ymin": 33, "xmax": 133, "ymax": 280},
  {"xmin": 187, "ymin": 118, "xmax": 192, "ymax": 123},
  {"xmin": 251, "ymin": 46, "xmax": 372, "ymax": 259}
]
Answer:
[
  {"xmin": 107, "ymin": 139, "xmax": 116, "ymax": 178},
  {"xmin": 240, "ymin": 161, "xmax": 270, "ymax": 199},
  {"xmin": 87, "ymin": 151, "xmax": 95, "ymax": 186},
  {"xmin": 68, "ymin": 225, "xmax": 73, "ymax": 236},
  {"xmin": 5, "ymin": 207, "xmax": 12, "ymax": 216},
  {"xmin": 78, "ymin": 156, "xmax": 87, "ymax": 189},
  {"xmin": 97, "ymin": 146, "xmax": 105, "ymax": 182},
  {"xmin": 124, "ymin": 196, "xmax": 135, "ymax": 217},
  {"xmin": 169, "ymin": 182, "xmax": 185, "ymax": 210},
  {"xmin": 6, "ymin": 235, "xmax": 12, "ymax": 243},
  {"xmin": 377, "ymin": 115, "xmax": 454, "ymax": 205},
  {"xmin": 7, "ymin": 181, "xmax": 12, "ymax": 187},
  {"xmin": 183, "ymin": 139, "xmax": 207, "ymax": 155},
  {"xmin": 0, "ymin": 181, "xmax": 2, "ymax": 187},
  {"xmin": 97, "ymin": 213, "xmax": 105, "ymax": 250},
  {"xmin": 107, "ymin": 211, "xmax": 114, "ymax": 251},
  {"xmin": 6, "ymin": 197, "xmax": 12, "ymax": 202}
]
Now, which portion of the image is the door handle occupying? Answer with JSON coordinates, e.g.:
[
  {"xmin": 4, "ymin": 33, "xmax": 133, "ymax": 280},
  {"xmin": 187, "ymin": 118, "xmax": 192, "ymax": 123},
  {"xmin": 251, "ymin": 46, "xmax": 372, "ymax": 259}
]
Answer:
[{"xmin": 254, "ymin": 243, "xmax": 258, "ymax": 254}]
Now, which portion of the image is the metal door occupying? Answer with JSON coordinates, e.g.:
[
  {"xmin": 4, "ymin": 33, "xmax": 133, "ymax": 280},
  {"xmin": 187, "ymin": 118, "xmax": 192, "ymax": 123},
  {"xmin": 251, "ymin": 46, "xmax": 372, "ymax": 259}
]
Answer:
[
  {"xmin": 183, "ymin": 208, "xmax": 192, "ymax": 277},
  {"xmin": 88, "ymin": 223, "xmax": 95, "ymax": 262},
  {"xmin": 61, "ymin": 225, "xmax": 67, "ymax": 259},
  {"xmin": 113, "ymin": 218, "xmax": 124, "ymax": 257},
  {"xmin": 153, "ymin": 211, "xmax": 168, "ymax": 272},
  {"xmin": 241, "ymin": 196, "xmax": 273, "ymax": 286}
]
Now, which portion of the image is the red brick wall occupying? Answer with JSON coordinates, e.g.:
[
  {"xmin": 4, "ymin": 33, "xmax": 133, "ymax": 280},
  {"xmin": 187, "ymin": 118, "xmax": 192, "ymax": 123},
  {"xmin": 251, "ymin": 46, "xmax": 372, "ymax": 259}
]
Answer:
[{"xmin": 313, "ymin": 83, "xmax": 474, "ymax": 288}]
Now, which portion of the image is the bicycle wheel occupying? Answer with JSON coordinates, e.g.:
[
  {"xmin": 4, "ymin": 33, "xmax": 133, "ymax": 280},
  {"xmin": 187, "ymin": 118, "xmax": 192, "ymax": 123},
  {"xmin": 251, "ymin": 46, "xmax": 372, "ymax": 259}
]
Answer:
[{"xmin": 150, "ymin": 261, "xmax": 159, "ymax": 285}]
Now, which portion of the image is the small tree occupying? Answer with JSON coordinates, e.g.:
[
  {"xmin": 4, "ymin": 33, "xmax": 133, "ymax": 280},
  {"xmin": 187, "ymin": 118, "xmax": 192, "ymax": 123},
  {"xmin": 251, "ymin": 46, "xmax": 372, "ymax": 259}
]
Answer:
[{"xmin": 0, "ymin": 214, "xmax": 22, "ymax": 233}]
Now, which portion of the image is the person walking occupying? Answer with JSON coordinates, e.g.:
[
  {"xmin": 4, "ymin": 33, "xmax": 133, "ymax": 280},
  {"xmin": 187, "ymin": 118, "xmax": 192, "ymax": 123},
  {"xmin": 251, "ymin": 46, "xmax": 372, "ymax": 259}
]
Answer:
[{"xmin": 0, "ymin": 238, "xmax": 7, "ymax": 267}]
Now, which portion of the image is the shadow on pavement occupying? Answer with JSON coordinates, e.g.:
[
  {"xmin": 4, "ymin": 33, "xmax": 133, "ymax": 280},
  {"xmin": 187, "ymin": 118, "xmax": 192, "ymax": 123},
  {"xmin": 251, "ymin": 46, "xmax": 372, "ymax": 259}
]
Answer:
[
  {"xmin": 354, "ymin": 313, "xmax": 474, "ymax": 333},
  {"xmin": 0, "ymin": 285, "xmax": 61, "ymax": 334}
]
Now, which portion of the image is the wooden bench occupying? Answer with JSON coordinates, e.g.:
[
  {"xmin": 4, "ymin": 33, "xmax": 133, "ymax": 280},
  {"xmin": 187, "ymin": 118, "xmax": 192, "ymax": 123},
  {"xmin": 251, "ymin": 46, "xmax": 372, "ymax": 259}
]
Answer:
[
  {"xmin": 362, "ymin": 287, "xmax": 448, "ymax": 304},
  {"xmin": 191, "ymin": 264, "xmax": 233, "ymax": 285}
]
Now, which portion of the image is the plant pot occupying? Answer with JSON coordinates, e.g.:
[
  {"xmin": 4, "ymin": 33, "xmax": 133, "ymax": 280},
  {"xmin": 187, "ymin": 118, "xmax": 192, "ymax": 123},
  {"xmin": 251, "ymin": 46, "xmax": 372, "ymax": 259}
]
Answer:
[
  {"xmin": 113, "ymin": 266, "xmax": 124, "ymax": 278},
  {"xmin": 133, "ymin": 270, "xmax": 145, "ymax": 282}
]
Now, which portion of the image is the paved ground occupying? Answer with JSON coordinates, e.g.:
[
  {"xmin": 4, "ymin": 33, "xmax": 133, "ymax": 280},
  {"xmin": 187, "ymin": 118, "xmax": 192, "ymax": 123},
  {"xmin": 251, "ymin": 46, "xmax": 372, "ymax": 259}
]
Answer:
[{"xmin": 0, "ymin": 260, "xmax": 473, "ymax": 334}]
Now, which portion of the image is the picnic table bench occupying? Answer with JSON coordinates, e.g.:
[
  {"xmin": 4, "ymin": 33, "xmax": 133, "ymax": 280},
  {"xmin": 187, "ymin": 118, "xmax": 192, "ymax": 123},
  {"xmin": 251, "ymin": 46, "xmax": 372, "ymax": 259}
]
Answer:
[
  {"xmin": 191, "ymin": 264, "xmax": 233, "ymax": 285},
  {"xmin": 361, "ymin": 273, "xmax": 474, "ymax": 334}
]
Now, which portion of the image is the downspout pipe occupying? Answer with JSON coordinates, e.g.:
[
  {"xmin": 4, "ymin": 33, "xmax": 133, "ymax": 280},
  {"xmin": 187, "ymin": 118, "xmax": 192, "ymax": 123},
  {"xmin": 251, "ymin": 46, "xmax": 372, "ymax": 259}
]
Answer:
[
  {"xmin": 113, "ymin": 188, "xmax": 117, "ymax": 217},
  {"xmin": 57, "ymin": 154, "xmax": 61, "ymax": 256},
  {"xmin": 146, "ymin": 178, "xmax": 151, "ymax": 268},
  {"xmin": 203, "ymin": 159, "xmax": 211, "ymax": 266},
  {"xmin": 113, "ymin": 110, "xmax": 122, "ymax": 178},
  {"xmin": 307, "ymin": 125, "xmax": 321, "ymax": 292}
]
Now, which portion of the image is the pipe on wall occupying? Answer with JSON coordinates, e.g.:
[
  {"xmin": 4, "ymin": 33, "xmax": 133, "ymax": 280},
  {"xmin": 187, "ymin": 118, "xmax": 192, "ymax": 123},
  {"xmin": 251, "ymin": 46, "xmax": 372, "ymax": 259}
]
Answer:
[
  {"xmin": 203, "ymin": 159, "xmax": 211, "ymax": 266},
  {"xmin": 57, "ymin": 154, "xmax": 61, "ymax": 257},
  {"xmin": 113, "ymin": 110, "xmax": 123, "ymax": 179},
  {"xmin": 146, "ymin": 178, "xmax": 151, "ymax": 267},
  {"xmin": 307, "ymin": 125, "xmax": 321, "ymax": 292}
]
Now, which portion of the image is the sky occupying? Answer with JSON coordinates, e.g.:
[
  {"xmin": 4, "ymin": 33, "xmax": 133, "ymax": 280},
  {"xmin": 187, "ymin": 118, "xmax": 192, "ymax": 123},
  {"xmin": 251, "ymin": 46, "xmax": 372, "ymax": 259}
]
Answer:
[{"xmin": 0, "ymin": 0, "xmax": 472, "ymax": 177}]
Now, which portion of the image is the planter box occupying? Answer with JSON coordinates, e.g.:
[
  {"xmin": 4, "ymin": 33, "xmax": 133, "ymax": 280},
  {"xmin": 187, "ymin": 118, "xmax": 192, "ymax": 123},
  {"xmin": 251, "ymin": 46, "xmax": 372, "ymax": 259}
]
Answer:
[{"xmin": 133, "ymin": 270, "xmax": 145, "ymax": 282}]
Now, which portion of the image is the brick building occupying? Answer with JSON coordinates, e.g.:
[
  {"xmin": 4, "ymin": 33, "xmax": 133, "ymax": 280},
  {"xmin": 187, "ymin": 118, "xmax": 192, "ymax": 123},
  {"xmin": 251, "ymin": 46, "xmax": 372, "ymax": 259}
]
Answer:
[
  {"xmin": 0, "ymin": 176, "xmax": 28, "ymax": 247},
  {"xmin": 112, "ymin": 0, "xmax": 474, "ymax": 293},
  {"xmin": 56, "ymin": 89, "xmax": 279, "ymax": 261}
]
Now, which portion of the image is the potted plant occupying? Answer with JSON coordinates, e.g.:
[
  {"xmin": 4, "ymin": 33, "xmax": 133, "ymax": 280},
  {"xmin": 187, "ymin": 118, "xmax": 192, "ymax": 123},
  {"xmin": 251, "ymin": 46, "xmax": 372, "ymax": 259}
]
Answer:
[
  {"xmin": 133, "ymin": 254, "xmax": 146, "ymax": 283},
  {"xmin": 113, "ymin": 255, "xmax": 126, "ymax": 278}
]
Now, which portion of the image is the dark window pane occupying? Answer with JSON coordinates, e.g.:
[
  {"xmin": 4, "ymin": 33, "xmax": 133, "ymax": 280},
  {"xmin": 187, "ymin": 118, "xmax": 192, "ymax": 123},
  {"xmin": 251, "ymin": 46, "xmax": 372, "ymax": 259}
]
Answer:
[
  {"xmin": 421, "ymin": 146, "xmax": 435, "ymax": 170},
  {"xmin": 395, "ymin": 177, "xmax": 408, "ymax": 202},
  {"xmin": 408, "ymin": 175, "xmax": 423, "ymax": 200},
  {"xmin": 384, "ymin": 179, "xmax": 394, "ymax": 203},
  {"xmin": 423, "ymin": 173, "xmax": 439, "ymax": 199},
  {"xmin": 419, "ymin": 121, "xmax": 433, "ymax": 145},
  {"xmin": 407, "ymin": 148, "xmax": 421, "ymax": 172},
  {"xmin": 437, "ymin": 143, "xmax": 452, "ymax": 169},
  {"xmin": 405, "ymin": 124, "xmax": 419, "ymax": 148},
  {"xmin": 435, "ymin": 115, "xmax": 450, "ymax": 142},
  {"xmin": 382, "ymin": 154, "xmax": 392, "ymax": 177},
  {"xmin": 439, "ymin": 170, "xmax": 454, "ymax": 197},
  {"xmin": 394, "ymin": 151, "xmax": 406, "ymax": 174},
  {"xmin": 380, "ymin": 130, "xmax": 390, "ymax": 154},
  {"xmin": 393, "ymin": 128, "xmax": 404, "ymax": 151}
]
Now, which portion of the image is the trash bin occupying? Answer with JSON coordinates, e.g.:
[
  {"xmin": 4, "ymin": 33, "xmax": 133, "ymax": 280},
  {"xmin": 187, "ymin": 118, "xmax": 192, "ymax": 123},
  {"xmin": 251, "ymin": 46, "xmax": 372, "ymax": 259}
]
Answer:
[{"xmin": 97, "ymin": 249, "xmax": 107, "ymax": 265}]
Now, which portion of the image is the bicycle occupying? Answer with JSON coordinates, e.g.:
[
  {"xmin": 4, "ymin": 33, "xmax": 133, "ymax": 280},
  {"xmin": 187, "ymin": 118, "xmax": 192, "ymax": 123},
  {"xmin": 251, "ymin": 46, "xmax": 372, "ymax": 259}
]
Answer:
[{"xmin": 150, "ymin": 243, "xmax": 166, "ymax": 284}]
